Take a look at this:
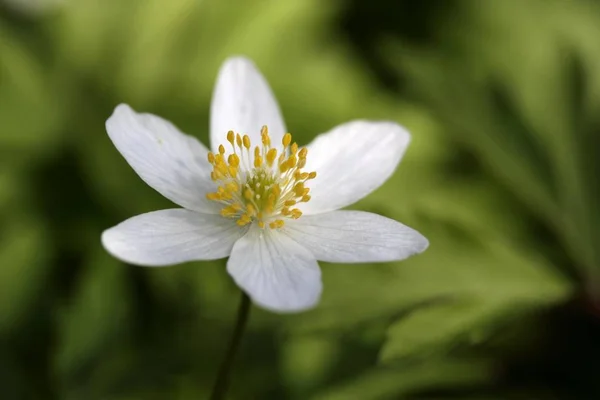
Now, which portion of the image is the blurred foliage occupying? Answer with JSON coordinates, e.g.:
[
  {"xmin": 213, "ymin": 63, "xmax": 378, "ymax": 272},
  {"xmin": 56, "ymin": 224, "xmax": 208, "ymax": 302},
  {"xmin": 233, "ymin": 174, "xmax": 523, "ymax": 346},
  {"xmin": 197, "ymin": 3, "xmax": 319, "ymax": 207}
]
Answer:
[{"xmin": 1, "ymin": 0, "xmax": 599, "ymax": 398}]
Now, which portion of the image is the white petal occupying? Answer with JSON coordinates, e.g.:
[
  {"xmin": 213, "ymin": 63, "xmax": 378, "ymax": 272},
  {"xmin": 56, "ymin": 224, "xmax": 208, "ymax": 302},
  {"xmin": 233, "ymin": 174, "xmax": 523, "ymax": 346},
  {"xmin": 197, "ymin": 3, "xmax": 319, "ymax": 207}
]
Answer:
[
  {"xmin": 299, "ymin": 121, "xmax": 410, "ymax": 215},
  {"xmin": 102, "ymin": 209, "xmax": 243, "ymax": 266},
  {"xmin": 284, "ymin": 211, "xmax": 428, "ymax": 263},
  {"xmin": 227, "ymin": 226, "xmax": 321, "ymax": 313},
  {"xmin": 210, "ymin": 57, "xmax": 286, "ymax": 152},
  {"xmin": 106, "ymin": 104, "xmax": 217, "ymax": 213}
]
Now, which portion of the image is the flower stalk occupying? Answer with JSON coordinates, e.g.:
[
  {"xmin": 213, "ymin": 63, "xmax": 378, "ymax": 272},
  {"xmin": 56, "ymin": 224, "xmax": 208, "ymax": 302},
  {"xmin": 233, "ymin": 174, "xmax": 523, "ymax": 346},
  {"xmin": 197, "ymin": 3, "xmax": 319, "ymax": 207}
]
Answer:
[{"xmin": 209, "ymin": 291, "xmax": 251, "ymax": 400}]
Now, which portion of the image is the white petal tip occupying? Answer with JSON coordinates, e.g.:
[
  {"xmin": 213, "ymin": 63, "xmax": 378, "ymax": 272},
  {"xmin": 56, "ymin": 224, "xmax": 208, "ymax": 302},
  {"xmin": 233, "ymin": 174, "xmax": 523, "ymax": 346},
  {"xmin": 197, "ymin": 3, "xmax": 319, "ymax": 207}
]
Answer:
[
  {"xmin": 251, "ymin": 288, "xmax": 322, "ymax": 314},
  {"xmin": 412, "ymin": 233, "xmax": 430, "ymax": 255},
  {"xmin": 101, "ymin": 227, "xmax": 150, "ymax": 267},
  {"xmin": 100, "ymin": 228, "xmax": 125, "ymax": 263},
  {"xmin": 220, "ymin": 55, "xmax": 256, "ymax": 69},
  {"xmin": 105, "ymin": 103, "xmax": 133, "ymax": 130}
]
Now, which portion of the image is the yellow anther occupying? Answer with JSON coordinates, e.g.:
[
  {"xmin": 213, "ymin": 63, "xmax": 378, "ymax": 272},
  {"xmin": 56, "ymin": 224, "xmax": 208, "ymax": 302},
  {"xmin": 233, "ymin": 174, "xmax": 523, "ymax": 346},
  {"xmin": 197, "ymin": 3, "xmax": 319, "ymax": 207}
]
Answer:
[
  {"xmin": 206, "ymin": 192, "xmax": 221, "ymax": 201},
  {"xmin": 282, "ymin": 133, "xmax": 292, "ymax": 147},
  {"xmin": 246, "ymin": 204, "xmax": 256, "ymax": 216},
  {"xmin": 218, "ymin": 144, "xmax": 225, "ymax": 155},
  {"xmin": 207, "ymin": 152, "xmax": 215, "ymax": 164},
  {"xmin": 243, "ymin": 135, "xmax": 251, "ymax": 149},
  {"xmin": 227, "ymin": 130, "xmax": 235, "ymax": 145},
  {"xmin": 236, "ymin": 133, "xmax": 242, "ymax": 148},
  {"xmin": 213, "ymin": 169, "xmax": 225, "ymax": 180},
  {"xmin": 297, "ymin": 158, "xmax": 306, "ymax": 169},
  {"xmin": 279, "ymin": 162, "xmax": 290, "ymax": 173},
  {"xmin": 301, "ymin": 195, "xmax": 311, "ymax": 202},
  {"xmin": 258, "ymin": 221, "xmax": 265, "ymax": 229},
  {"xmin": 269, "ymin": 219, "xmax": 285, "ymax": 229},
  {"xmin": 308, "ymin": 171, "xmax": 317, "ymax": 179},
  {"xmin": 254, "ymin": 156, "xmax": 263, "ymax": 168},
  {"xmin": 226, "ymin": 182, "xmax": 238, "ymax": 192},
  {"xmin": 261, "ymin": 126, "xmax": 270, "ymax": 146},
  {"xmin": 298, "ymin": 148, "xmax": 308, "ymax": 159},
  {"xmin": 287, "ymin": 155, "xmax": 297, "ymax": 168},
  {"xmin": 244, "ymin": 188, "xmax": 254, "ymax": 200},
  {"xmin": 237, "ymin": 214, "xmax": 252, "ymax": 226},
  {"xmin": 284, "ymin": 200, "xmax": 296, "ymax": 207},
  {"xmin": 291, "ymin": 209, "xmax": 302, "ymax": 219},
  {"xmin": 254, "ymin": 146, "xmax": 260, "ymax": 159},
  {"xmin": 216, "ymin": 163, "xmax": 228, "ymax": 176},
  {"xmin": 228, "ymin": 166, "xmax": 238, "ymax": 178},
  {"xmin": 265, "ymin": 193, "xmax": 275, "ymax": 213},
  {"xmin": 220, "ymin": 206, "xmax": 239, "ymax": 217},
  {"xmin": 271, "ymin": 185, "xmax": 281, "ymax": 197},
  {"xmin": 291, "ymin": 143, "xmax": 298, "ymax": 155},
  {"xmin": 303, "ymin": 188, "xmax": 310, "ymax": 196},
  {"xmin": 266, "ymin": 148, "xmax": 277, "ymax": 166},
  {"xmin": 293, "ymin": 182, "xmax": 305, "ymax": 196},
  {"xmin": 281, "ymin": 207, "xmax": 291, "ymax": 216},
  {"xmin": 228, "ymin": 154, "xmax": 240, "ymax": 167}
]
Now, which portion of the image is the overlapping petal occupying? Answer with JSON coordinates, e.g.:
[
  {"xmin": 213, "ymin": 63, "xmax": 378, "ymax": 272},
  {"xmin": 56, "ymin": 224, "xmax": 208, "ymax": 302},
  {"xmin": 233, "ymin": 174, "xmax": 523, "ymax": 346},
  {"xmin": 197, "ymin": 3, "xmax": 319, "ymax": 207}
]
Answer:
[
  {"xmin": 106, "ymin": 104, "xmax": 217, "ymax": 213},
  {"xmin": 285, "ymin": 210, "xmax": 429, "ymax": 263},
  {"xmin": 102, "ymin": 209, "xmax": 244, "ymax": 266},
  {"xmin": 210, "ymin": 57, "xmax": 286, "ymax": 152},
  {"xmin": 299, "ymin": 121, "xmax": 410, "ymax": 215},
  {"xmin": 227, "ymin": 226, "xmax": 322, "ymax": 313}
]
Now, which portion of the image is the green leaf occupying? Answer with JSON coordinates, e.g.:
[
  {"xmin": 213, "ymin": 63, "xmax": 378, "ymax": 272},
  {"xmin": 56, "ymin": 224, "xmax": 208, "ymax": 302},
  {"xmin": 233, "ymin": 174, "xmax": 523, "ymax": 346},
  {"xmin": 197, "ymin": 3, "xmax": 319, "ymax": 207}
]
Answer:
[
  {"xmin": 54, "ymin": 246, "xmax": 132, "ymax": 394},
  {"xmin": 0, "ymin": 217, "xmax": 51, "ymax": 334},
  {"xmin": 312, "ymin": 357, "xmax": 493, "ymax": 400},
  {"xmin": 380, "ymin": 298, "xmax": 523, "ymax": 363},
  {"xmin": 0, "ymin": 29, "xmax": 64, "ymax": 159}
]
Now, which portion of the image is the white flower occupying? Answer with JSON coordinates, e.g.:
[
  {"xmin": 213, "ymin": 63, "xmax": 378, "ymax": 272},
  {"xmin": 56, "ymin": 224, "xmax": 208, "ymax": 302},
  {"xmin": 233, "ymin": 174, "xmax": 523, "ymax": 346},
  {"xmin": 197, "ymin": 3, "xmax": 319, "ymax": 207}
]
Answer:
[{"xmin": 101, "ymin": 56, "xmax": 429, "ymax": 313}]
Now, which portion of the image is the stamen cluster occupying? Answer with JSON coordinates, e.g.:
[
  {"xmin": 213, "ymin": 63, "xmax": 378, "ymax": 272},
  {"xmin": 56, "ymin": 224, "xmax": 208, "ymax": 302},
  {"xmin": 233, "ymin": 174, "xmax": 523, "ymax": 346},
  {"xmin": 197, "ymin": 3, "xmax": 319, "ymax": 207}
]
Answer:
[{"xmin": 206, "ymin": 126, "xmax": 316, "ymax": 229}]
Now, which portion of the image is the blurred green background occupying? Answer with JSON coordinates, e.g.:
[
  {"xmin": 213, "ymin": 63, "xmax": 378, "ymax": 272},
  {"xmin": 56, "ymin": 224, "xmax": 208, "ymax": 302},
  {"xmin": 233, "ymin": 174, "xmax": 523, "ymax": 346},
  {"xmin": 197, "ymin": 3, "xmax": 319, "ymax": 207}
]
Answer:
[{"xmin": 1, "ymin": 0, "xmax": 600, "ymax": 398}]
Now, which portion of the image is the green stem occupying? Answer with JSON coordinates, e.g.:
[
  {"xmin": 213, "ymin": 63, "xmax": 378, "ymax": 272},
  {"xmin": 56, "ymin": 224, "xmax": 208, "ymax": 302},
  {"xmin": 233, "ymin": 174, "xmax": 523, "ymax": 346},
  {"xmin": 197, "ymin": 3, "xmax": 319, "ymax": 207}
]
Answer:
[{"xmin": 209, "ymin": 291, "xmax": 251, "ymax": 400}]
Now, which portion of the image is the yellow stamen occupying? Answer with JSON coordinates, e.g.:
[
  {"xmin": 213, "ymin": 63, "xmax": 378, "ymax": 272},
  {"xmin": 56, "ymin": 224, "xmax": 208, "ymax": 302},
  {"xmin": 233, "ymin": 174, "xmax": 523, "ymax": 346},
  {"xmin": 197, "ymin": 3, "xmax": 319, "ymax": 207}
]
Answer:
[
  {"xmin": 206, "ymin": 126, "xmax": 316, "ymax": 229},
  {"xmin": 287, "ymin": 155, "xmax": 297, "ymax": 168},
  {"xmin": 291, "ymin": 209, "xmax": 302, "ymax": 219},
  {"xmin": 206, "ymin": 192, "xmax": 220, "ymax": 201},
  {"xmin": 293, "ymin": 182, "xmax": 305, "ymax": 196},
  {"xmin": 269, "ymin": 219, "xmax": 285, "ymax": 229},
  {"xmin": 261, "ymin": 126, "xmax": 271, "ymax": 146},
  {"xmin": 266, "ymin": 148, "xmax": 277, "ymax": 166},
  {"xmin": 282, "ymin": 133, "xmax": 292, "ymax": 147}
]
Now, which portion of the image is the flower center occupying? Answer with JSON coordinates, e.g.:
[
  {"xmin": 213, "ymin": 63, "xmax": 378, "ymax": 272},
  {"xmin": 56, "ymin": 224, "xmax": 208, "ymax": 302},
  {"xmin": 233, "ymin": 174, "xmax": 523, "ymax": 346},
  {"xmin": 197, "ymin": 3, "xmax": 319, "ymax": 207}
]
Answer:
[{"xmin": 206, "ymin": 126, "xmax": 316, "ymax": 229}]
